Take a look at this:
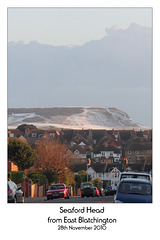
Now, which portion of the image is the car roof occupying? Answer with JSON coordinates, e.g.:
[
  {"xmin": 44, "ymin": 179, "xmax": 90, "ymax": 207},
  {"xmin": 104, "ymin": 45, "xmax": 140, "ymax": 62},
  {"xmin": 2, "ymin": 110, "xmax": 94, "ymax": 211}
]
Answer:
[
  {"xmin": 120, "ymin": 172, "xmax": 150, "ymax": 176},
  {"xmin": 81, "ymin": 182, "xmax": 92, "ymax": 184},
  {"xmin": 51, "ymin": 183, "xmax": 65, "ymax": 185},
  {"xmin": 120, "ymin": 178, "xmax": 152, "ymax": 184}
]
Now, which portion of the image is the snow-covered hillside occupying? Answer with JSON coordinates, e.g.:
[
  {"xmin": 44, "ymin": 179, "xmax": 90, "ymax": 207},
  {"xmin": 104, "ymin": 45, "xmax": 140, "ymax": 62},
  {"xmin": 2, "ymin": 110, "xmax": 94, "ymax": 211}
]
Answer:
[{"xmin": 8, "ymin": 107, "xmax": 149, "ymax": 130}]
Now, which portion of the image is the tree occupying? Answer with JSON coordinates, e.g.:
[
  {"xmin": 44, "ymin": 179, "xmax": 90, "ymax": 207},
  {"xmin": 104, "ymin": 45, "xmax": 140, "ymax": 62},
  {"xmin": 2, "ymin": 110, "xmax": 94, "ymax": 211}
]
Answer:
[
  {"xmin": 43, "ymin": 169, "xmax": 59, "ymax": 184},
  {"xmin": 92, "ymin": 178, "xmax": 102, "ymax": 188},
  {"xmin": 60, "ymin": 168, "xmax": 75, "ymax": 186},
  {"xmin": 35, "ymin": 139, "xmax": 72, "ymax": 176},
  {"xmin": 17, "ymin": 124, "xmax": 37, "ymax": 133},
  {"xmin": 75, "ymin": 170, "xmax": 91, "ymax": 187},
  {"xmin": 8, "ymin": 138, "xmax": 36, "ymax": 171}
]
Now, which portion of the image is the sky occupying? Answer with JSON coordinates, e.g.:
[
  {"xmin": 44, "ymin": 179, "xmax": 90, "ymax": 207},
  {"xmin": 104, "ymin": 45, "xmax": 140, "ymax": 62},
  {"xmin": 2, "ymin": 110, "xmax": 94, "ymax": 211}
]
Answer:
[
  {"xmin": 7, "ymin": 8, "xmax": 152, "ymax": 127},
  {"xmin": 8, "ymin": 8, "xmax": 152, "ymax": 46}
]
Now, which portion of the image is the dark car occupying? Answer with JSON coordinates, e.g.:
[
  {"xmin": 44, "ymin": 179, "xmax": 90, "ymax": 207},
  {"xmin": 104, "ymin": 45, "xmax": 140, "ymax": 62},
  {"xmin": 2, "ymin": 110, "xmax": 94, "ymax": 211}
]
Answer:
[
  {"xmin": 8, "ymin": 180, "xmax": 24, "ymax": 203},
  {"xmin": 46, "ymin": 183, "xmax": 69, "ymax": 200},
  {"xmin": 81, "ymin": 182, "xmax": 95, "ymax": 197},
  {"xmin": 104, "ymin": 186, "xmax": 115, "ymax": 196},
  {"xmin": 98, "ymin": 188, "xmax": 104, "ymax": 196},
  {"xmin": 114, "ymin": 179, "xmax": 152, "ymax": 203}
]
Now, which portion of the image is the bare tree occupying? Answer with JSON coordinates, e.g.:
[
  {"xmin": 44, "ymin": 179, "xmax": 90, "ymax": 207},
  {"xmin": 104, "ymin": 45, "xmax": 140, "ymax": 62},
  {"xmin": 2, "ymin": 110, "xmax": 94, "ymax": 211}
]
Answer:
[{"xmin": 35, "ymin": 139, "xmax": 72, "ymax": 176}]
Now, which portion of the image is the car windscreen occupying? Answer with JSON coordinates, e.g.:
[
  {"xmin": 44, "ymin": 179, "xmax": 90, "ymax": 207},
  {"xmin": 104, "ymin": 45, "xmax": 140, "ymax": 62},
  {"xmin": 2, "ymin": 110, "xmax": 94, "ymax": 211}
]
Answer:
[
  {"xmin": 50, "ymin": 185, "xmax": 65, "ymax": 190},
  {"xmin": 82, "ymin": 184, "xmax": 92, "ymax": 189},
  {"xmin": 121, "ymin": 174, "xmax": 150, "ymax": 180},
  {"xmin": 118, "ymin": 182, "xmax": 151, "ymax": 195}
]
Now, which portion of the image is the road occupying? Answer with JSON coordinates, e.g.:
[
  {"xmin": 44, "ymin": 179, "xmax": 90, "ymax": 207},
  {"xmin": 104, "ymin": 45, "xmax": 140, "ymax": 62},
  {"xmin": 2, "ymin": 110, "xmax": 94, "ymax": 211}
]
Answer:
[{"xmin": 24, "ymin": 195, "xmax": 114, "ymax": 203}]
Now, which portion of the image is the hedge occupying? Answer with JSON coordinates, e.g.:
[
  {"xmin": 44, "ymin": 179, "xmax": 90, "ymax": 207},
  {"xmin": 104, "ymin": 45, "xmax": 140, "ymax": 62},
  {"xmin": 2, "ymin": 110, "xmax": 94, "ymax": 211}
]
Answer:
[
  {"xmin": 8, "ymin": 171, "xmax": 24, "ymax": 184},
  {"xmin": 43, "ymin": 169, "xmax": 59, "ymax": 184},
  {"xmin": 28, "ymin": 172, "xmax": 46, "ymax": 186}
]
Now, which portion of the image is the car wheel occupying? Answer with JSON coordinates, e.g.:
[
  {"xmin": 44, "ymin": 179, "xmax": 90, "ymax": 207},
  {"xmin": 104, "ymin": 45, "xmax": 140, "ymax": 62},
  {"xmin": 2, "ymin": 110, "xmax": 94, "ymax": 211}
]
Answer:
[{"xmin": 65, "ymin": 194, "xmax": 69, "ymax": 199}]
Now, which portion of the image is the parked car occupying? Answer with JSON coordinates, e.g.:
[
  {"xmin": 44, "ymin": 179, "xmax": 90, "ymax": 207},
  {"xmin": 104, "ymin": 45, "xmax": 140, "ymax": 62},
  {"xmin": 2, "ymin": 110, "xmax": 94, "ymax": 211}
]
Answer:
[
  {"xmin": 104, "ymin": 186, "xmax": 115, "ymax": 196},
  {"xmin": 114, "ymin": 178, "xmax": 152, "ymax": 203},
  {"xmin": 98, "ymin": 188, "xmax": 104, "ymax": 196},
  {"xmin": 81, "ymin": 182, "xmax": 95, "ymax": 197},
  {"xmin": 8, "ymin": 180, "xmax": 24, "ymax": 203},
  {"xmin": 119, "ymin": 172, "xmax": 151, "ymax": 182},
  {"xmin": 46, "ymin": 183, "xmax": 69, "ymax": 200},
  {"xmin": 94, "ymin": 187, "xmax": 100, "ymax": 197}
]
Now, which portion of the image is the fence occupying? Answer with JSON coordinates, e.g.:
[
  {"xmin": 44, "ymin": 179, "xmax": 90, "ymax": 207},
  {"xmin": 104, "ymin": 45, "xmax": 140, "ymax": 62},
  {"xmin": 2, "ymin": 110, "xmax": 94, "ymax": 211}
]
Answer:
[
  {"xmin": 17, "ymin": 178, "xmax": 49, "ymax": 198},
  {"xmin": 18, "ymin": 179, "xmax": 81, "ymax": 198}
]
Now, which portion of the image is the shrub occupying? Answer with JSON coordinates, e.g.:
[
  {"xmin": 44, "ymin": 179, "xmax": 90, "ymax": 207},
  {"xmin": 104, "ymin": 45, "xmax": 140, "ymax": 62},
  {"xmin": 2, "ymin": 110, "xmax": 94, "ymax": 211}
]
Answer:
[
  {"xmin": 43, "ymin": 169, "xmax": 59, "ymax": 184},
  {"xmin": 28, "ymin": 172, "xmax": 46, "ymax": 186},
  {"xmin": 9, "ymin": 171, "xmax": 24, "ymax": 184}
]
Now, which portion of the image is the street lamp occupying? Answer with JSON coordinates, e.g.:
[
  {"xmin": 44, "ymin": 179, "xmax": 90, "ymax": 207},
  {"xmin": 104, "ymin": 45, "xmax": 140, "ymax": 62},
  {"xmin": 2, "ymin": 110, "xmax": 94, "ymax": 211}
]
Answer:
[
  {"xmin": 107, "ymin": 167, "xmax": 114, "ymax": 187},
  {"xmin": 87, "ymin": 158, "xmax": 91, "ymax": 182}
]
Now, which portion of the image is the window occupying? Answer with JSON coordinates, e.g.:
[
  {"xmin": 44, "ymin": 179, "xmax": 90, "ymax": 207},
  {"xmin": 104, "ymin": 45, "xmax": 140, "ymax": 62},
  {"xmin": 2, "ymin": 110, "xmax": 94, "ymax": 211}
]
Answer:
[
  {"xmin": 9, "ymin": 133, "xmax": 14, "ymax": 138},
  {"xmin": 119, "ymin": 182, "xmax": 151, "ymax": 195},
  {"xmin": 93, "ymin": 140, "xmax": 96, "ymax": 144},
  {"xmin": 32, "ymin": 133, "xmax": 37, "ymax": 137},
  {"xmin": 74, "ymin": 150, "xmax": 79, "ymax": 154},
  {"xmin": 50, "ymin": 133, "xmax": 55, "ymax": 137}
]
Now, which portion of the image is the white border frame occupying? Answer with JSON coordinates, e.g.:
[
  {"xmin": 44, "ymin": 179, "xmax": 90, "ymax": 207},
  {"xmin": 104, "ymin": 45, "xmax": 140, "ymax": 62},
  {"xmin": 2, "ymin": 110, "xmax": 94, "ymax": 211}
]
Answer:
[{"xmin": 1, "ymin": 1, "xmax": 159, "ymax": 239}]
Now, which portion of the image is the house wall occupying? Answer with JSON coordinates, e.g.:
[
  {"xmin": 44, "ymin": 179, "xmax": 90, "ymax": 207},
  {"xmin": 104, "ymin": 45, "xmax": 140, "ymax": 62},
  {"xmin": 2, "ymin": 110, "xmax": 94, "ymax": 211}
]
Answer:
[
  {"xmin": 125, "ymin": 150, "xmax": 151, "ymax": 164},
  {"xmin": 8, "ymin": 160, "xmax": 18, "ymax": 172}
]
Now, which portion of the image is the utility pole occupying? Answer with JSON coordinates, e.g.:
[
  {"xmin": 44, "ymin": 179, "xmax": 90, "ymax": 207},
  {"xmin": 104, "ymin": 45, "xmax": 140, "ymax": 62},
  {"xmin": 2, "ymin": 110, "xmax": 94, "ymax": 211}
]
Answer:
[{"xmin": 87, "ymin": 158, "xmax": 91, "ymax": 182}]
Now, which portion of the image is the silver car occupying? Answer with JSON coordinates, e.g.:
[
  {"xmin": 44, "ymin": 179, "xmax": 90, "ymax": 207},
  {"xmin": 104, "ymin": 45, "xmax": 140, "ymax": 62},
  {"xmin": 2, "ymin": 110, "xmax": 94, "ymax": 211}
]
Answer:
[{"xmin": 8, "ymin": 180, "xmax": 24, "ymax": 203}]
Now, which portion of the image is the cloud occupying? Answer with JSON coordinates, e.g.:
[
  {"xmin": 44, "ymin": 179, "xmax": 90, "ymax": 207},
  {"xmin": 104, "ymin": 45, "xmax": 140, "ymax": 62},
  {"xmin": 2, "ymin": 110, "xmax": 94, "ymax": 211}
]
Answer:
[
  {"xmin": 8, "ymin": 24, "xmax": 152, "ymax": 126},
  {"xmin": 105, "ymin": 25, "xmax": 122, "ymax": 35}
]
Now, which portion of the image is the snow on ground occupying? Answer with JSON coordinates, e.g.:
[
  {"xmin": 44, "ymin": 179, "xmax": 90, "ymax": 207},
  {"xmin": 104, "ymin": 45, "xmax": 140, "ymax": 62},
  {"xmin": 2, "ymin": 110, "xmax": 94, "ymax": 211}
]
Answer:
[{"xmin": 7, "ymin": 107, "xmax": 149, "ymax": 130}]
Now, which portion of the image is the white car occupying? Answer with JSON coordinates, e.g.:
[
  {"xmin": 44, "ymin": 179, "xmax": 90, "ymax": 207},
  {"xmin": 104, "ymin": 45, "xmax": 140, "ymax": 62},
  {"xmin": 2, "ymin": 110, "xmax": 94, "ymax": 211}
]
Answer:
[{"xmin": 119, "ymin": 172, "xmax": 151, "ymax": 182}]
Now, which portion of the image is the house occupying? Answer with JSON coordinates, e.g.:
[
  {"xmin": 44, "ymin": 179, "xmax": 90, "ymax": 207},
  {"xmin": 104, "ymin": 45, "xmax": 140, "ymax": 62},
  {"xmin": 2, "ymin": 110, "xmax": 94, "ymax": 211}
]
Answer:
[
  {"xmin": 124, "ymin": 139, "xmax": 152, "ymax": 164},
  {"xmin": 25, "ymin": 129, "xmax": 60, "ymax": 146},
  {"xmin": 104, "ymin": 165, "xmax": 122, "ymax": 190},
  {"xmin": 70, "ymin": 134, "xmax": 90, "ymax": 150},
  {"xmin": 87, "ymin": 163, "xmax": 122, "ymax": 190},
  {"xmin": 92, "ymin": 130, "xmax": 106, "ymax": 145},
  {"xmin": 69, "ymin": 144, "xmax": 88, "ymax": 164},
  {"xmin": 124, "ymin": 163, "xmax": 152, "ymax": 173},
  {"xmin": 87, "ymin": 163, "xmax": 106, "ymax": 181},
  {"xmin": 8, "ymin": 160, "xmax": 18, "ymax": 172},
  {"xmin": 142, "ymin": 130, "xmax": 152, "ymax": 139},
  {"xmin": 94, "ymin": 145, "xmax": 122, "ymax": 163},
  {"xmin": 8, "ymin": 129, "xmax": 24, "ymax": 142},
  {"xmin": 119, "ymin": 131, "xmax": 132, "ymax": 147},
  {"xmin": 70, "ymin": 163, "xmax": 87, "ymax": 174},
  {"xmin": 113, "ymin": 130, "xmax": 120, "ymax": 139}
]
